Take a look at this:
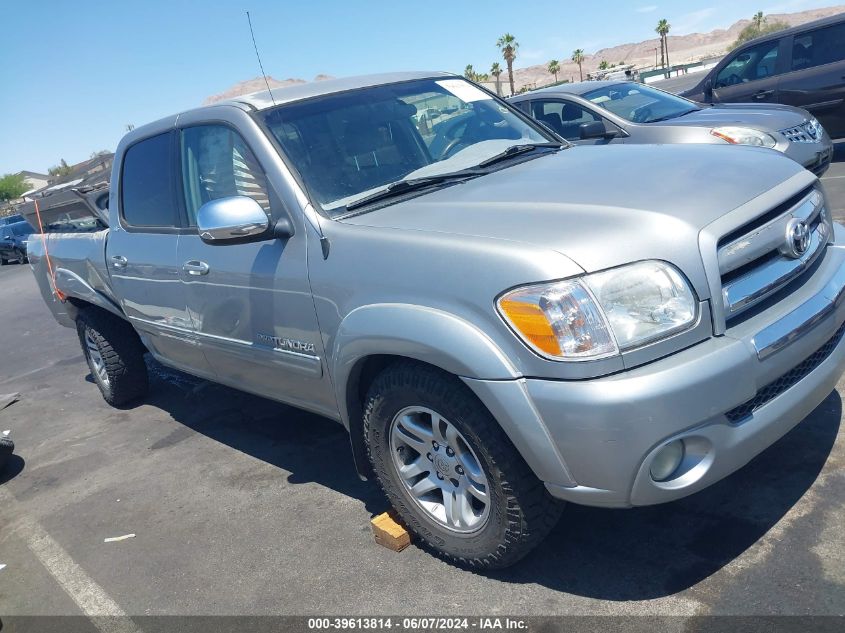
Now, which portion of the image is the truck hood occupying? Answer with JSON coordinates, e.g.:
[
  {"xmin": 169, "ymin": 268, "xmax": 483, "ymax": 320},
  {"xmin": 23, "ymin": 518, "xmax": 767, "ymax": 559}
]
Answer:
[
  {"xmin": 341, "ymin": 143, "xmax": 807, "ymax": 286},
  {"xmin": 656, "ymin": 103, "xmax": 809, "ymax": 130}
]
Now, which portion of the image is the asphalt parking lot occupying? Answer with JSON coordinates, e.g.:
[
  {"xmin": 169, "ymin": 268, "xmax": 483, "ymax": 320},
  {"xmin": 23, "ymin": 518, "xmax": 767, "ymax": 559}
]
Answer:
[{"xmin": 1, "ymin": 145, "xmax": 844, "ymax": 626}]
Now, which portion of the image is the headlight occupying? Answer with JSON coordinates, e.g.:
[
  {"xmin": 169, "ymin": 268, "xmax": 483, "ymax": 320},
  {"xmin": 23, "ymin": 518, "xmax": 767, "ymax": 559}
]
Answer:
[
  {"xmin": 711, "ymin": 126, "xmax": 777, "ymax": 148},
  {"xmin": 584, "ymin": 261, "xmax": 697, "ymax": 349},
  {"xmin": 807, "ymin": 117, "xmax": 825, "ymax": 140},
  {"xmin": 497, "ymin": 261, "xmax": 697, "ymax": 361}
]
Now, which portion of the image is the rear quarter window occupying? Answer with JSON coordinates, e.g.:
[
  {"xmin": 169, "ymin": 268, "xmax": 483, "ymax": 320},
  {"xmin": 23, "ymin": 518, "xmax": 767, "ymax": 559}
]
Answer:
[
  {"xmin": 792, "ymin": 21, "xmax": 845, "ymax": 70},
  {"xmin": 120, "ymin": 133, "xmax": 177, "ymax": 227}
]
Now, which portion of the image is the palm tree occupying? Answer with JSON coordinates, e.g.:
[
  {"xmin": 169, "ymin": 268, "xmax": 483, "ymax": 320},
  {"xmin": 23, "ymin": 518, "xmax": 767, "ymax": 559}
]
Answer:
[
  {"xmin": 490, "ymin": 62, "xmax": 502, "ymax": 95},
  {"xmin": 547, "ymin": 59, "xmax": 560, "ymax": 83},
  {"xmin": 656, "ymin": 19, "xmax": 671, "ymax": 71},
  {"xmin": 571, "ymin": 49, "xmax": 585, "ymax": 81},
  {"xmin": 496, "ymin": 33, "xmax": 519, "ymax": 95},
  {"xmin": 464, "ymin": 64, "xmax": 477, "ymax": 82},
  {"xmin": 752, "ymin": 11, "xmax": 766, "ymax": 33}
]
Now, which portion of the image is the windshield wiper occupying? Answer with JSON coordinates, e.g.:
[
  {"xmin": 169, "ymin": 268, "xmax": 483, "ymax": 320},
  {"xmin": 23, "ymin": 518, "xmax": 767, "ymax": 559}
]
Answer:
[
  {"xmin": 648, "ymin": 108, "xmax": 699, "ymax": 123},
  {"xmin": 476, "ymin": 142, "xmax": 564, "ymax": 169},
  {"xmin": 343, "ymin": 169, "xmax": 484, "ymax": 211}
]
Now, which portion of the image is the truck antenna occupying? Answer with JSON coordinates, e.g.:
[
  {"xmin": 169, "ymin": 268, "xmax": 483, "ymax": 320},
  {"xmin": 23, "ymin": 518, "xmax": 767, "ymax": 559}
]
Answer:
[{"xmin": 246, "ymin": 11, "xmax": 277, "ymax": 106}]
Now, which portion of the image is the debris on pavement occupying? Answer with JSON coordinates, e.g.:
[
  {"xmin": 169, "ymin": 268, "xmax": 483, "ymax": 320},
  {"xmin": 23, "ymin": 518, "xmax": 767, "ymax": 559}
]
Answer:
[
  {"xmin": 0, "ymin": 393, "xmax": 19, "ymax": 411},
  {"xmin": 0, "ymin": 564, "xmax": 6, "ymax": 572},
  {"xmin": 371, "ymin": 511, "xmax": 411, "ymax": 552},
  {"xmin": 104, "ymin": 533, "xmax": 136, "ymax": 543}
]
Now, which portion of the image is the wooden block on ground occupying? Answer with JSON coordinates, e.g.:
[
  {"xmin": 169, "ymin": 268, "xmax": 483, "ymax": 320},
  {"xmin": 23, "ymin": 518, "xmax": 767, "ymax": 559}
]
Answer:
[{"xmin": 371, "ymin": 511, "xmax": 411, "ymax": 552}]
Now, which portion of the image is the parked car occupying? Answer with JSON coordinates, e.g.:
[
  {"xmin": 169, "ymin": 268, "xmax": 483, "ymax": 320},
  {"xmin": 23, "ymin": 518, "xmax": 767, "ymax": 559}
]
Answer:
[
  {"xmin": 0, "ymin": 214, "xmax": 26, "ymax": 226},
  {"xmin": 29, "ymin": 72, "xmax": 845, "ymax": 569},
  {"xmin": 511, "ymin": 80, "xmax": 833, "ymax": 175},
  {"xmin": 681, "ymin": 13, "xmax": 845, "ymax": 140},
  {"xmin": 0, "ymin": 220, "xmax": 34, "ymax": 265}
]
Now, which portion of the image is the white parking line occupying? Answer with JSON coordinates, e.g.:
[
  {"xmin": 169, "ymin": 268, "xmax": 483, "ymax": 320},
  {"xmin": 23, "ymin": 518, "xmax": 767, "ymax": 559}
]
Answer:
[{"xmin": 1, "ymin": 490, "xmax": 141, "ymax": 633}]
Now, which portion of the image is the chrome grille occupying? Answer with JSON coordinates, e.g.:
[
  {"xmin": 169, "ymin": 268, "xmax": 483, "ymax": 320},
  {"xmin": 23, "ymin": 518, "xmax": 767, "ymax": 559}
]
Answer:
[
  {"xmin": 725, "ymin": 321, "xmax": 845, "ymax": 423},
  {"xmin": 718, "ymin": 188, "xmax": 831, "ymax": 321},
  {"xmin": 780, "ymin": 120, "xmax": 821, "ymax": 143}
]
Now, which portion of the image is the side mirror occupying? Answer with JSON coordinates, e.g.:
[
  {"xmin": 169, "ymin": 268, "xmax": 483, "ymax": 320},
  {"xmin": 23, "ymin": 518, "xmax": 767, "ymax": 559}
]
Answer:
[
  {"xmin": 197, "ymin": 196, "xmax": 271, "ymax": 245},
  {"xmin": 580, "ymin": 121, "xmax": 617, "ymax": 140},
  {"xmin": 703, "ymin": 78, "xmax": 714, "ymax": 102}
]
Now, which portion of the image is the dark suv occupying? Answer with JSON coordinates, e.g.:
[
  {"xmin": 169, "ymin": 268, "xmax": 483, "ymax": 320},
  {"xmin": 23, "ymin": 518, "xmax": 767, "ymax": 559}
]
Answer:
[
  {"xmin": 683, "ymin": 13, "xmax": 845, "ymax": 139},
  {"xmin": 0, "ymin": 214, "xmax": 25, "ymax": 226},
  {"xmin": 0, "ymin": 221, "xmax": 34, "ymax": 265}
]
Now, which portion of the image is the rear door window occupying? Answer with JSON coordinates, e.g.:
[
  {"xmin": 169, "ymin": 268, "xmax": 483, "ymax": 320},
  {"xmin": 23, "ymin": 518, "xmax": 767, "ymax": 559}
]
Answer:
[
  {"xmin": 716, "ymin": 40, "xmax": 781, "ymax": 87},
  {"xmin": 120, "ymin": 132, "xmax": 178, "ymax": 228},
  {"xmin": 791, "ymin": 22, "xmax": 845, "ymax": 71}
]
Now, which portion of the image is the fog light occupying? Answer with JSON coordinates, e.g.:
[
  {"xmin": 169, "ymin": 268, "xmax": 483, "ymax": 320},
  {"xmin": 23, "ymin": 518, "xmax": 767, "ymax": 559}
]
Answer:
[{"xmin": 650, "ymin": 440, "xmax": 684, "ymax": 482}]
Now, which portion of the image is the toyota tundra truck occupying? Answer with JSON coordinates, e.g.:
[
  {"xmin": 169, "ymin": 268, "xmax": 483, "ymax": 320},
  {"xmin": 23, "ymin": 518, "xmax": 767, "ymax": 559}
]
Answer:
[{"xmin": 29, "ymin": 72, "xmax": 845, "ymax": 569}]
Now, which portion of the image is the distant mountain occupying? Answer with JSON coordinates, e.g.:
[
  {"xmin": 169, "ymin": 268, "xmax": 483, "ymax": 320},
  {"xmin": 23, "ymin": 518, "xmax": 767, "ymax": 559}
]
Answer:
[
  {"xmin": 511, "ymin": 5, "xmax": 844, "ymax": 89},
  {"xmin": 203, "ymin": 74, "xmax": 335, "ymax": 104},
  {"xmin": 204, "ymin": 4, "xmax": 845, "ymax": 101}
]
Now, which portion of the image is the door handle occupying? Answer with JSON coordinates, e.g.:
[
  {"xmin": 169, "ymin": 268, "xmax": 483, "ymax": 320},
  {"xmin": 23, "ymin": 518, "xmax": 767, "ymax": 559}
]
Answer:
[
  {"xmin": 182, "ymin": 260, "xmax": 210, "ymax": 276},
  {"xmin": 753, "ymin": 90, "xmax": 774, "ymax": 100},
  {"xmin": 111, "ymin": 255, "xmax": 128, "ymax": 269}
]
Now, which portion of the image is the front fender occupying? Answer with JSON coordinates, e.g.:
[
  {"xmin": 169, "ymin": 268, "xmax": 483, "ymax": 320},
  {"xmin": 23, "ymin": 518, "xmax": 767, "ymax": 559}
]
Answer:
[
  {"xmin": 332, "ymin": 303, "xmax": 577, "ymax": 487},
  {"xmin": 332, "ymin": 303, "xmax": 519, "ymax": 425}
]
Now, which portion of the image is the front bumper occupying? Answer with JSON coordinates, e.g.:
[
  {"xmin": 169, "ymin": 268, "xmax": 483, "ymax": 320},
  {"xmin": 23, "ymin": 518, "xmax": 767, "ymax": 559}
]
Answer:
[
  {"xmin": 782, "ymin": 137, "xmax": 833, "ymax": 177},
  {"xmin": 464, "ymin": 232, "xmax": 845, "ymax": 508}
]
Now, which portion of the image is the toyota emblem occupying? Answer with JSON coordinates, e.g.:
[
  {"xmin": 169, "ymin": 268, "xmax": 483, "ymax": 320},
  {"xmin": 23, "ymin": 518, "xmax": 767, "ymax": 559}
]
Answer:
[{"xmin": 785, "ymin": 218, "xmax": 811, "ymax": 259}]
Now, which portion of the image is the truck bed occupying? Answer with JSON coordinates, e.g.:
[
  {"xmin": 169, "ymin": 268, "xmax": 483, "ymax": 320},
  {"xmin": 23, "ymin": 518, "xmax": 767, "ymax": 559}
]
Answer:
[{"xmin": 27, "ymin": 229, "xmax": 117, "ymax": 329}]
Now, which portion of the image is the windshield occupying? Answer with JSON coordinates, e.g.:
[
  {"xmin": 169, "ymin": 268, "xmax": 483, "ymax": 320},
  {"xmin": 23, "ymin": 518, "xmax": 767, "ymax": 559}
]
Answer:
[
  {"xmin": 583, "ymin": 83, "xmax": 699, "ymax": 123},
  {"xmin": 259, "ymin": 77, "xmax": 553, "ymax": 215}
]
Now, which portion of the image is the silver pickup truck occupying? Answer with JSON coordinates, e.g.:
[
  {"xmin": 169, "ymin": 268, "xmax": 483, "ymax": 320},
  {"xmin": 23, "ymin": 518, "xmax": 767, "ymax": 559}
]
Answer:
[{"xmin": 30, "ymin": 72, "xmax": 845, "ymax": 569}]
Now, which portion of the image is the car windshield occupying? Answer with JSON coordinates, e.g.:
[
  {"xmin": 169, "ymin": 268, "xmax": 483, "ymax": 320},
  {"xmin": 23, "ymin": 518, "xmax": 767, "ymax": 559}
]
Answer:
[
  {"xmin": 259, "ymin": 77, "xmax": 553, "ymax": 215},
  {"xmin": 583, "ymin": 82, "xmax": 699, "ymax": 123}
]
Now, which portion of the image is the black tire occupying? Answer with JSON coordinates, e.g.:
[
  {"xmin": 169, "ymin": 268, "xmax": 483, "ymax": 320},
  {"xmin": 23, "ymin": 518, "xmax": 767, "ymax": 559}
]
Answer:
[
  {"xmin": 364, "ymin": 360, "xmax": 563, "ymax": 569},
  {"xmin": 76, "ymin": 308, "xmax": 149, "ymax": 407},
  {"xmin": 0, "ymin": 435, "xmax": 13, "ymax": 472},
  {"xmin": 0, "ymin": 257, "xmax": 6, "ymax": 266},
  {"xmin": 15, "ymin": 249, "xmax": 27, "ymax": 264}
]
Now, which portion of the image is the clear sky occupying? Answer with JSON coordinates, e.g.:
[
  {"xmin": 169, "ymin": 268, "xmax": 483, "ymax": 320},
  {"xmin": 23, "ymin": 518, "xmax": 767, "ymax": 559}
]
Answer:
[{"xmin": 0, "ymin": 0, "xmax": 838, "ymax": 175}]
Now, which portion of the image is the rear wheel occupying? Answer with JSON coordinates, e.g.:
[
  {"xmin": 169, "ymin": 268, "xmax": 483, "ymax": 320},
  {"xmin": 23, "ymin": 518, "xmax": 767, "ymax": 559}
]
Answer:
[
  {"xmin": 76, "ymin": 309, "xmax": 149, "ymax": 406},
  {"xmin": 364, "ymin": 361, "xmax": 562, "ymax": 569},
  {"xmin": 0, "ymin": 257, "xmax": 6, "ymax": 266}
]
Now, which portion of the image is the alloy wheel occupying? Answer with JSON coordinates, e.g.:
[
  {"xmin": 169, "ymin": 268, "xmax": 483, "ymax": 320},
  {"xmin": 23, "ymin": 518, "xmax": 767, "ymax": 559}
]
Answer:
[
  {"xmin": 85, "ymin": 331, "xmax": 110, "ymax": 388},
  {"xmin": 389, "ymin": 406, "xmax": 490, "ymax": 533}
]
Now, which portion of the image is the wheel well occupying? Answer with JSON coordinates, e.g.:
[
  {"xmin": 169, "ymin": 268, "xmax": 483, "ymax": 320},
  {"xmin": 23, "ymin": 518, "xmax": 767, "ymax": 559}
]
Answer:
[
  {"xmin": 65, "ymin": 297, "xmax": 105, "ymax": 323},
  {"xmin": 347, "ymin": 354, "xmax": 471, "ymax": 480},
  {"xmin": 65, "ymin": 298, "xmax": 147, "ymax": 352},
  {"xmin": 345, "ymin": 355, "xmax": 403, "ymax": 480}
]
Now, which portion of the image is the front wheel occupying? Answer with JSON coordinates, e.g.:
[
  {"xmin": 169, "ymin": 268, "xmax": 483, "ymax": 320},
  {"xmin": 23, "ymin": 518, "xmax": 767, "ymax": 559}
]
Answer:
[
  {"xmin": 15, "ymin": 249, "xmax": 27, "ymax": 264},
  {"xmin": 364, "ymin": 361, "xmax": 562, "ymax": 569}
]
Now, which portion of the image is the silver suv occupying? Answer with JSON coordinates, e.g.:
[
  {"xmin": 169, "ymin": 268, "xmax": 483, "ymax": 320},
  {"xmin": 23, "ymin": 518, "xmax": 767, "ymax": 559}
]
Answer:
[{"xmin": 30, "ymin": 72, "xmax": 845, "ymax": 568}]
